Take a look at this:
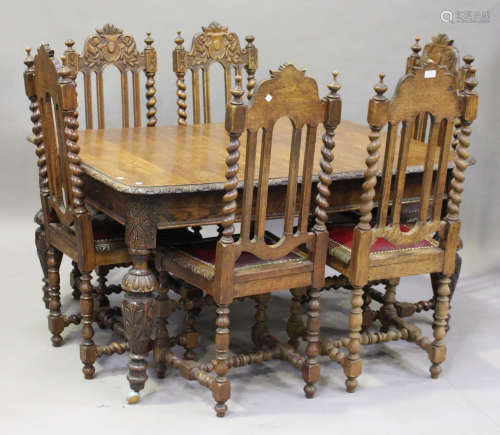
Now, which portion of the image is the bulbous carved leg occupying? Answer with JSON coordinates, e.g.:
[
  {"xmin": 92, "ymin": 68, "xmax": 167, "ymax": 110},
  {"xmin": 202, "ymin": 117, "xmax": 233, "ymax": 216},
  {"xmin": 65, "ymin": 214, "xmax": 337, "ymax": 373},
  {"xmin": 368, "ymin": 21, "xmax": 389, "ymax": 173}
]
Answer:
[
  {"xmin": 287, "ymin": 287, "xmax": 306, "ymax": 348},
  {"xmin": 154, "ymin": 272, "xmax": 173, "ymax": 378},
  {"xmin": 212, "ymin": 304, "xmax": 230, "ymax": 417},
  {"xmin": 252, "ymin": 293, "xmax": 271, "ymax": 349},
  {"xmin": 95, "ymin": 266, "xmax": 111, "ymax": 310},
  {"xmin": 303, "ymin": 288, "xmax": 321, "ymax": 399},
  {"xmin": 122, "ymin": 249, "xmax": 157, "ymax": 404},
  {"xmin": 70, "ymin": 261, "xmax": 81, "ymax": 300},
  {"xmin": 47, "ymin": 247, "xmax": 63, "ymax": 347},
  {"xmin": 80, "ymin": 271, "xmax": 97, "ymax": 379},
  {"xmin": 344, "ymin": 285, "xmax": 363, "ymax": 393},
  {"xmin": 429, "ymin": 275, "xmax": 451, "ymax": 379},
  {"xmin": 35, "ymin": 224, "xmax": 49, "ymax": 309}
]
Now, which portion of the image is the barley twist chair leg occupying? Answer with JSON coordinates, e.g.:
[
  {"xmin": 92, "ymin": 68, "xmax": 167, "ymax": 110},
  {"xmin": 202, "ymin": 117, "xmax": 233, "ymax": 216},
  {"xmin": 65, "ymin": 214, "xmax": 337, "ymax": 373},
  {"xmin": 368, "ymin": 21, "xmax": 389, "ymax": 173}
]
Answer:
[
  {"xmin": 287, "ymin": 287, "xmax": 306, "ymax": 348},
  {"xmin": 251, "ymin": 293, "xmax": 271, "ymax": 349},
  {"xmin": 212, "ymin": 304, "xmax": 231, "ymax": 417},
  {"xmin": 380, "ymin": 279, "xmax": 399, "ymax": 332},
  {"xmin": 70, "ymin": 261, "xmax": 81, "ymax": 300},
  {"xmin": 344, "ymin": 285, "xmax": 363, "ymax": 393},
  {"xmin": 95, "ymin": 266, "xmax": 111, "ymax": 309},
  {"xmin": 429, "ymin": 275, "xmax": 451, "ymax": 379},
  {"xmin": 154, "ymin": 272, "xmax": 171, "ymax": 378},
  {"xmin": 303, "ymin": 288, "xmax": 321, "ymax": 398},
  {"xmin": 47, "ymin": 247, "xmax": 64, "ymax": 347}
]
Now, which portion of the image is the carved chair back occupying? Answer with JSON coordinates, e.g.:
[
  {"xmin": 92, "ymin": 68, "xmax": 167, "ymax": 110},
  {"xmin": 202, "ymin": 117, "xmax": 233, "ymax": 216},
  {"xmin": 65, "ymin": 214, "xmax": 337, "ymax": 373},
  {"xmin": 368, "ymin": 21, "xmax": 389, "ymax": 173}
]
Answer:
[
  {"xmin": 355, "ymin": 63, "xmax": 477, "ymax": 265},
  {"xmin": 405, "ymin": 34, "xmax": 475, "ymax": 145},
  {"xmin": 215, "ymin": 64, "xmax": 341, "ymax": 290},
  {"xmin": 28, "ymin": 45, "xmax": 93, "ymax": 251},
  {"xmin": 173, "ymin": 22, "xmax": 258, "ymax": 125},
  {"xmin": 63, "ymin": 23, "xmax": 157, "ymax": 129}
]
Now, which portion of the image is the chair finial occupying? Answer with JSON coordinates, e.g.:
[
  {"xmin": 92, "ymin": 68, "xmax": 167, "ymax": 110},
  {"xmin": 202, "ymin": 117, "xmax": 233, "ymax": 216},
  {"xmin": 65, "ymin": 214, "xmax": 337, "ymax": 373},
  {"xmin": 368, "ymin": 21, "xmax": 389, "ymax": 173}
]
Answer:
[
  {"xmin": 328, "ymin": 70, "xmax": 341, "ymax": 95},
  {"xmin": 411, "ymin": 37, "xmax": 422, "ymax": 55},
  {"xmin": 463, "ymin": 54, "xmax": 475, "ymax": 67},
  {"xmin": 373, "ymin": 73, "xmax": 388, "ymax": 100},
  {"xmin": 175, "ymin": 30, "xmax": 184, "ymax": 48},
  {"xmin": 465, "ymin": 67, "xmax": 478, "ymax": 94},
  {"xmin": 145, "ymin": 32, "xmax": 154, "ymax": 47},
  {"xmin": 230, "ymin": 75, "xmax": 244, "ymax": 105},
  {"xmin": 245, "ymin": 35, "xmax": 255, "ymax": 46},
  {"xmin": 24, "ymin": 46, "xmax": 34, "ymax": 67}
]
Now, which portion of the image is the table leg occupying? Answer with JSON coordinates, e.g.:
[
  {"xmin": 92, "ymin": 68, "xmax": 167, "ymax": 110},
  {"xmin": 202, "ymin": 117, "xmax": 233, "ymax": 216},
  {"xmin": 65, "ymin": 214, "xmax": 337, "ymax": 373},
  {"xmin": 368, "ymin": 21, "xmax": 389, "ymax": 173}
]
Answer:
[{"xmin": 121, "ymin": 248, "xmax": 157, "ymax": 404}]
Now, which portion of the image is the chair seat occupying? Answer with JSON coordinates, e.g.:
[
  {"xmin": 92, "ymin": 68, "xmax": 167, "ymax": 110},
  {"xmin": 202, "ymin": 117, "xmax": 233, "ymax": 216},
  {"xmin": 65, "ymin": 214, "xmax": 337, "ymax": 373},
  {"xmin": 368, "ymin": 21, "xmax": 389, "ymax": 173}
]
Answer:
[
  {"xmin": 327, "ymin": 223, "xmax": 438, "ymax": 264},
  {"xmin": 158, "ymin": 236, "xmax": 311, "ymax": 281}
]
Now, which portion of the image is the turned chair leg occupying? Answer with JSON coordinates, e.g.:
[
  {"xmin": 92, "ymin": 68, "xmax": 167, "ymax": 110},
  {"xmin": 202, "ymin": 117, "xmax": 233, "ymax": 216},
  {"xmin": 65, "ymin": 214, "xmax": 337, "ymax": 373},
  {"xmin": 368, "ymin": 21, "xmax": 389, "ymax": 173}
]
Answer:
[
  {"xmin": 287, "ymin": 287, "xmax": 306, "ymax": 348},
  {"xmin": 212, "ymin": 304, "xmax": 231, "ymax": 417},
  {"xmin": 79, "ymin": 271, "xmax": 97, "ymax": 379},
  {"xmin": 70, "ymin": 261, "xmax": 81, "ymax": 300},
  {"xmin": 380, "ymin": 279, "xmax": 399, "ymax": 332},
  {"xmin": 47, "ymin": 247, "xmax": 64, "ymax": 347},
  {"xmin": 95, "ymin": 266, "xmax": 111, "ymax": 309},
  {"xmin": 344, "ymin": 285, "xmax": 363, "ymax": 393},
  {"xmin": 252, "ymin": 293, "xmax": 271, "ymax": 349},
  {"xmin": 154, "ymin": 272, "xmax": 172, "ymax": 378},
  {"xmin": 35, "ymin": 224, "xmax": 50, "ymax": 309},
  {"xmin": 429, "ymin": 274, "xmax": 451, "ymax": 379},
  {"xmin": 180, "ymin": 287, "xmax": 202, "ymax": 360},
  {"xmin": 303, "ymin": 288, "xmax": 321, "ymax": 398}
]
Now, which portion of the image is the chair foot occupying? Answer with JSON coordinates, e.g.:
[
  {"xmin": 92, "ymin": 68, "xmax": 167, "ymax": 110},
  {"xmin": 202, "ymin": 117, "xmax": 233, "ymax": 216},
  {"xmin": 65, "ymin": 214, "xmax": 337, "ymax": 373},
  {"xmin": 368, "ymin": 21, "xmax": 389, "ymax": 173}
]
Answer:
[
  {"xmin": 430, "ymin": 363, "xmax": 442, "ymax": 379},
  {"xmin": 83, "ymin": 364, "xmax": 95, "ymax": 379},
  {"xmin": 304, "ymin": 383, "xmax": 316, "ymax": 398},
  {"xmin": 127, "ymin": 391, "xmax": 140, "ymax": 404},
  {"xmin": 215, "ymin": 402, "xmax": 228, "ymax": 417},
  {"xmin": 51, "ymin": 334, "xmax": 63, "ymax": 347},
  {"xmin": 345, "ymin": 377, "xmax": 358, "ymax": 393}
]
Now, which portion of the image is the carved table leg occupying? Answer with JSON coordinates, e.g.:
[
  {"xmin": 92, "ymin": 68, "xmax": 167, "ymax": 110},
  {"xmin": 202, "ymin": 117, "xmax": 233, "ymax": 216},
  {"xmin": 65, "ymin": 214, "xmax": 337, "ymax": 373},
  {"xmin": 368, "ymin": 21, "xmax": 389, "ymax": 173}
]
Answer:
[
  {"xmin": 287, "ymin": 287, "xmax": 306, "ymax": 348},
  {"xmin": 212, "ymin": 304, "xmax": 231, "ymax": 417},
  {"xmin": 122, "ymin": 248, "xmax": 157, "ymax": 404},
  {"xmin": 35, "ymin": 224, "xmax": 49, "ymax": 309},
  {"xmin": 344, "ymin": 285, "xmax": 363, "ymax": 393},
  {"xmin": 47, "ymin": 247, "xmax": 63, "ymax": 347},
  {"xmin": 303, "ymin": 288, "xmax": 321, "ymax": 398},
  {"xmin": 70, "ymin": 261, "xmax": 81, "ymax": 300},
  {"xmin": 429, "ymin": 275, "xmax": 451, "ymax": 379},
  {"xmin": 79, "ymin": 271, "xmax": 96, "ymax": 379}
]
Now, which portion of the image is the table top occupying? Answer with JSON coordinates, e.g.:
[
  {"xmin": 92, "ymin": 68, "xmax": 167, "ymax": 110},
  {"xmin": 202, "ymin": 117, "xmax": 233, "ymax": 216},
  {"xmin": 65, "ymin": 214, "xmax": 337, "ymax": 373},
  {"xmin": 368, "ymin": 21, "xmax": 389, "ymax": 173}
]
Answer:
[{"xmin": 76, "ymin": 118, "xmax": 452, "ymax": 194}]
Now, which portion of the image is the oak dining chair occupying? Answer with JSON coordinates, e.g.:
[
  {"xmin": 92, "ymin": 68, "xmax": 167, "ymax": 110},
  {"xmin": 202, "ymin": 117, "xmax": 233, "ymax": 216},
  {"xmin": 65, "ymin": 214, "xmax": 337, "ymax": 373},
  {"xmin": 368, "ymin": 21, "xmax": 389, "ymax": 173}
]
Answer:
[
  {"xmin": 320, "ymin": 61, "xmax": 478, "ymax": 392},
  {"xmin": 154, "ymin": 64, "xmax": 341, "ymax": 416}
]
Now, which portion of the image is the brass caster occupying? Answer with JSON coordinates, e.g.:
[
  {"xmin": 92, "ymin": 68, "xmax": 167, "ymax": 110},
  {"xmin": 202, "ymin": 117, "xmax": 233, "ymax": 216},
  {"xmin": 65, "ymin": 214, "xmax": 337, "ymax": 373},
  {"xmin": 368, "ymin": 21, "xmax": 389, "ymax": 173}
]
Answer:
[{"xmin": 127, "ymin": 391, "xmax": 140, "ymax": 404}]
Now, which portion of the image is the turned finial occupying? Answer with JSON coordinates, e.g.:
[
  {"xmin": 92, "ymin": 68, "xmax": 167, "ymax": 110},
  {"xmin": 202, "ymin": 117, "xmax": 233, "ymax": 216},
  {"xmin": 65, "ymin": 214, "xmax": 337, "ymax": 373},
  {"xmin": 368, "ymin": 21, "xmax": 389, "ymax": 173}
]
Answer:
[
  {"xmin": 175, "ymin": 30, "xmax": 184, "ymax": 48},
  {"xmin": 230, "ymin": 74, "xmax": 244, "ymax": 104},
  {"xmin": 328, "ymin": 70, "xmax": 341, "ymax": 96},
  {"xmin": 245, "ymin": 35, "xmax": 255, "ymax": 46},
  {"xmin": 145, "ymin": 32, "xmax": 154, "ymax": 47},
  {"xmin": 24, "ymin": 46, "xmax": 34, "ymax": 67},
  {"xmin": 65, "ymin": 39, "xmax": 75, "ymax": 50},
  {"xmin": 411, "ymin": 37, "xmax": 421, "ymax": 55},
  {"xmin": 373, "ymin": 73, "xmax": 388, "ymax": 100},
  {"xmin": 463, "ymin": 54, "xmax": 474, "ymax": 67},
  {"xmin": 465, "ymin": 67, "xmax": 478, "ymax": 94},
  {"xmin": 58, "ymin": 55, "xmax": 71, "ymax": 78}
]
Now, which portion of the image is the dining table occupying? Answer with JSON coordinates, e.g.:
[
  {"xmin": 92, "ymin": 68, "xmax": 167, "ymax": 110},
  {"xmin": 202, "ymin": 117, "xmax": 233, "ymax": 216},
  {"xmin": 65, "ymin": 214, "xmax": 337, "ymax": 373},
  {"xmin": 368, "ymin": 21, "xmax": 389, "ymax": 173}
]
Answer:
[{"xmin": 70, "ymin": 116, "xmax": 458, "ymax": 396}]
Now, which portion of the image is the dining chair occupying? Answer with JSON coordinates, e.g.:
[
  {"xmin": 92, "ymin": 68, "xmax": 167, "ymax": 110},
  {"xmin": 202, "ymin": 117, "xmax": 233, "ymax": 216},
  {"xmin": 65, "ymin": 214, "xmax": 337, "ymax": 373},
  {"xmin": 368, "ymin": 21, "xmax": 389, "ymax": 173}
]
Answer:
[
  {"xmin": 355, "ymin": 35, "xmax": 477, "ymax": 332},
  {"xmin": 170, "ymin": 21, "xmax": 258, "ymax": 358},
  {"xmin": 154, "ymin": 64, "xmax": 341, "ymax": 416},
  {"xmin": 172, "ymin": 21, "xmax": 258, "ymax": 126},
  {"xmin": 25, "ymin": 24, "xmax": 158, "ymax": 315},
  {"xmin": 24, "ymin": 44, "xmax": 193, "ymax": 380},
  {"xmin": 320, "ymin": 61, "xmax": 478, "ymax": 392}
]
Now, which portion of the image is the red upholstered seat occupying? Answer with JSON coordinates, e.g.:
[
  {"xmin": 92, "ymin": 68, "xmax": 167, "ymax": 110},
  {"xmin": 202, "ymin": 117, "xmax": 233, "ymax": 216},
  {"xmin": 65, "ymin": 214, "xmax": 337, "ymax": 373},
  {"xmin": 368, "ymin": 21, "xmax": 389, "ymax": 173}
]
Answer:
[
  {"xmin": 327, "ymin": 223, "xmax": 437, "ymax": 264},
  {"xmin": 160, "ymin": 236, "xmax": 310, "ymax": 280}
]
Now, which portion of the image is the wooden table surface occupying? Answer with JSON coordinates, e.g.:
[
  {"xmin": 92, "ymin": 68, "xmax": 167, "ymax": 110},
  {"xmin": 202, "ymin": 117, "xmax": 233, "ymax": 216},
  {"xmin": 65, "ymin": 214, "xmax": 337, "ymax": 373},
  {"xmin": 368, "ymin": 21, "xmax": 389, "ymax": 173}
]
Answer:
[{"xmin": 78, "ymin": 118, "xmax": 448, "ymax": 194}]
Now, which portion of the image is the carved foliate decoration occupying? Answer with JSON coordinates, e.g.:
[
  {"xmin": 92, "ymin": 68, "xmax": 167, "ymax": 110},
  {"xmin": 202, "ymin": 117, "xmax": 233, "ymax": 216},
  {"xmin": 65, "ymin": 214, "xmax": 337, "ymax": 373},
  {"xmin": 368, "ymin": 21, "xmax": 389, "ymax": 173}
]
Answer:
[
  {"xmin": 187, "ymin": 22, "xmax": 248, "ymax": 67},
  {"xmin": 422, "ymin": 34, "xmax": 458, "ymax": 73},
  {"xmin": 122, "ymin": 296, "xmax": 155, "ymax": 355},
  {"xmin": 82, "ymin": 23, "xmax": 142, "ymax": 70}
]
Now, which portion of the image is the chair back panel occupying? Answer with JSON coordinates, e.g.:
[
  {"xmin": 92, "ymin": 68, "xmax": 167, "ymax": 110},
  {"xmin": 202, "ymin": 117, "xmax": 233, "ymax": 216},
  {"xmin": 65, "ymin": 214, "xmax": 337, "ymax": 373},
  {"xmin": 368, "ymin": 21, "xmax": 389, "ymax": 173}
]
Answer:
[
  {"xmin": 33, "ymin": 45, "xmax": 82, "ymax": 228},
  {"xmin": 223, "ymin": 64, "xmax": 326, "ymax": 262},
  {"xmin": 362, "ymin": 65, "xmax": 460, "ymax": 247},
  {"xmin": 173, "ymin": 22, "xmax": 258, "ymax": 125},
  {"xmin": 64, "ymin": 23, "xmax": 157, "ymax": 129}
]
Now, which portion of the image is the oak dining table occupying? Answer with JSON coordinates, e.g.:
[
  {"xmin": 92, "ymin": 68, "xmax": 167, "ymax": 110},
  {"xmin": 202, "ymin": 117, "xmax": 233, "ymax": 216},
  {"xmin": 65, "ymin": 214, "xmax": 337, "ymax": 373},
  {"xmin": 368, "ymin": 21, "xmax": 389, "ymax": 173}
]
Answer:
[{"xmin": 71, "ymin": 116, "xmax": 457, "ymax": 398}]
